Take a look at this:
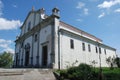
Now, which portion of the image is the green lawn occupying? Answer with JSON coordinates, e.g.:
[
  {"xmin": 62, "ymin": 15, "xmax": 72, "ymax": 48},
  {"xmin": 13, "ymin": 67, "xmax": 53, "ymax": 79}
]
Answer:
[
  {"xmin": 56, "ymin": 66, "xmax": 120, "ymax": 80},
  {"xmin": 97, "ymin": 68, "xmax": 120, "ymax": 80}
]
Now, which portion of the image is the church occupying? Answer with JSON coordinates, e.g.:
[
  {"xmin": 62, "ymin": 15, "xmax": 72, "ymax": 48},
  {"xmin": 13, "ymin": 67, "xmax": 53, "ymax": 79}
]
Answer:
[{"xmin": 14, "ymin": 7, "xmax": 116, "ymax": 69}]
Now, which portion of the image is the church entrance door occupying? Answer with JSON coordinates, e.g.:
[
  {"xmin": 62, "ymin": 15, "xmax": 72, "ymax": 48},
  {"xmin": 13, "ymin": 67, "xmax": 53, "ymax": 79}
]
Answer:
[
  {"xmin": 15, "ymin": 53, "xmax": 18, "ymax": 66},
  {"xmin": 25, "ymin": 51, "xmax": 29, "ymax": 66},
  {"xmin": 42, "ymin": 45, "xmax": 48, "ymax": 67}
]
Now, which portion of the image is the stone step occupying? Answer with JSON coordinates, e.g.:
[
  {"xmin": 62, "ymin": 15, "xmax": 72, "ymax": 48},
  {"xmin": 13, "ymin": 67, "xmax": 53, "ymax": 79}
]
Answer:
[{"xmin": 0, "ymin": 69, "xmax": 56, "ymax": 80}]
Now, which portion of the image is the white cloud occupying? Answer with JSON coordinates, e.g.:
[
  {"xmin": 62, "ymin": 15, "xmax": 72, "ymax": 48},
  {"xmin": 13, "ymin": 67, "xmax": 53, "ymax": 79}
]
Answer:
[
  {"xmin": 12, "ymin": 4, "xmax": 17, "ymax": 8},
  {"xmin": 0, "ymin": 18, "xmax": 22, "ymax": 30},
  {"xmin": 0, "ymin": 44, "xmax": 8, "ymax": 48},
  {"xmin": 98, "ymin": 0, "xmax": 120, "ymax": 9},
  {"xmin": 0, "ymin": 39, "xmax": 14, "ymax": 53},
  {"xmin": 76, "ymin": 2, "xmax": 85, "ymax": 9},
  {"xmin": 0, "ymin": 0, "xmax": 3, "ymax": 16},
  {"xmin": 3, "ymin": 48, "xmax": 14, "ymax": 54},
  {"xmin": 76, "ymin": 2, "xmax": 89, "ymax": 15},
  {"xmin": 98, "ymin": 12, "xmax": 105, "ymax": 18},
  {"xmin": 0, "ymin": 1, "xmax": 22, "ymax": 30},
  {"xmin": 0, "ymin": 39, "xmax": 12, "ymax": 44},
  {"xmin": 76, "ymin": 19, "xmax": 83, "ymax": 22},
  {"xmin": 89, "ymin": 0, "xmax": 99, "ymax": 2},
  {"xmin": 114, "ymin": 8, "xmax": 120, "ymax": 13},
  {"xmin": 84, "ymin": 8, "xmax": 89, "ymax": 15}
]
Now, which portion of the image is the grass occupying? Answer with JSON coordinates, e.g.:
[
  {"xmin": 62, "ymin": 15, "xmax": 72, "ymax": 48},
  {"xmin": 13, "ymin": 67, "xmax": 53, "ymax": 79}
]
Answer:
[
  {"xmin": 94, "ymin": 67, "xmax": 120, "ymax": 74},
  {"xmin": 94, "ymin": 67, "xmax": 120, "ymax": 80},
  {"xmin": 56, "ymin": 67, "xmax": 120, "ymax": 80}
]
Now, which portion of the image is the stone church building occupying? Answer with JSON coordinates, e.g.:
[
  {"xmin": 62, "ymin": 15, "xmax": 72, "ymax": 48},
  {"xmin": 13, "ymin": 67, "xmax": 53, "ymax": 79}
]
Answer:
[{"xmin": 14, "ymin": 7, "xmax": 116, "ymax": 69}]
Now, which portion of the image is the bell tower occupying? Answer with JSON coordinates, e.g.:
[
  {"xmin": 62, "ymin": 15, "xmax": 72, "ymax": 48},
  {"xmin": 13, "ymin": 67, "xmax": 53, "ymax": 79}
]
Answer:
[
  {"xmin": 40, "ymin": 8, "xmax": 46, "ymax": 19},
  {"xmin": 52, "ymin": 7, "xmax": 60, "ymax": 18}
]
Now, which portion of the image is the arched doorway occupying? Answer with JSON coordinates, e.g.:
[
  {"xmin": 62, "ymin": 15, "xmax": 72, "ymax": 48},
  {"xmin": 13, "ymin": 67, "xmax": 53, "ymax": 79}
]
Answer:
[
  {"xmin": 25, "ymin": 51, "xmax": 30, "ymax": 66},
  {"xmin": 42, "ymin": 45, "xmax": 48, "ymax": 67},
  {"xmin": 24, "ymin": 43, "xmax": 30, "ymax": 67}
]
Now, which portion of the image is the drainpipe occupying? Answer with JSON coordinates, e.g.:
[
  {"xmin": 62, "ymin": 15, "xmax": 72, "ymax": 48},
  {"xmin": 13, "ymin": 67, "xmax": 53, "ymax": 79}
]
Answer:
[
  {"xmin": 98, "ymin": 42, "xmax": 102, "ymax": 80},
  {"xmin": 58, "ymin": 27, "xmax": 60, "ymax": 70}
]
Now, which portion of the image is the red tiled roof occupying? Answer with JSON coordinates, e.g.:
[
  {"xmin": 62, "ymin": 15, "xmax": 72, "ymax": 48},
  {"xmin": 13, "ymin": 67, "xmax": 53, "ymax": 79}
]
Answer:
[{"xmin": 60, "ymin": 21, "xmax": 102, "ymax": 42}]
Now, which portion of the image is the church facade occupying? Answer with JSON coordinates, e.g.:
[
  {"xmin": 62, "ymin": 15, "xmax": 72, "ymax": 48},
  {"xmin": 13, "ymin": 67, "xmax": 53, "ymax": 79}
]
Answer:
[{"xmin": 14, "ymin": 7, "xmax": 116, "ymax": 69}]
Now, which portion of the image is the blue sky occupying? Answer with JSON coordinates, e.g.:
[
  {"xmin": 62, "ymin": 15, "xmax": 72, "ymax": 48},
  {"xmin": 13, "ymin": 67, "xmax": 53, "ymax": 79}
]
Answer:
[{"xmin": 0, "ymin": 0, "xmax": 120, "ymax": 56}]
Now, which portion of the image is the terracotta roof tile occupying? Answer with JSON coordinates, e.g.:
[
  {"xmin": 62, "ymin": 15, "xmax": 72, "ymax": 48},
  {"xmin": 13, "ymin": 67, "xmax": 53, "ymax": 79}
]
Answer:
[{"xmin": 60, "ymin": 21, "xmax": 102, "ymax": 42}]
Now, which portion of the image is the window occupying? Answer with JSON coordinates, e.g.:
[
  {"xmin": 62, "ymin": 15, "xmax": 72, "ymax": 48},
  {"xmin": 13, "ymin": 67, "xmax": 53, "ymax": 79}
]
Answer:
[
  {"xmin": 70, "ymin": 39, "xmax": 74, "ymax": 49},
  {"xmin": 82, "ymin": 43, "xmax": 85, "ymax": 51},
  {"xmin": 88, "ymin": 44, "xmax": 91, "ymax": 52},
  {"xmin": 99, "ymin": 47, "xmax": 101, "ymax": 54},
  {"xmin": 28, "ymin": 21, "xmax": 31, "ymax": 31},
  {"xmin": 35, "ymin": 34, "xmax": 37, "ymax": 42},
  {"xmin": 21, "ymin": 42, "xmax": 23, "ymax": 48},
  {"xmin": 104, "ymin": 49, "xmax": 106, "ymax": 55},
  {"xmin": 96, "ymin": 46, "xmax": 98, "ymax": 53}
]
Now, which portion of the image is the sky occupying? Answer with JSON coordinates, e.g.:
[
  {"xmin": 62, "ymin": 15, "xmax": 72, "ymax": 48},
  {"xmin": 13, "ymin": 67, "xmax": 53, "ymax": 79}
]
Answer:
[{"xmin": 0, "ymin": 0, "xmax": 120, "ymax": 56}]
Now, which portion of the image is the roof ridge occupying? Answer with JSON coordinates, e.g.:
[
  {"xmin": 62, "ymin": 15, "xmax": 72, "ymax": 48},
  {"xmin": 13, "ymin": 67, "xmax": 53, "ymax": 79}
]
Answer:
[{"xmin": 60, "ymin": 21, "xmax": 102, "ymax": 42}]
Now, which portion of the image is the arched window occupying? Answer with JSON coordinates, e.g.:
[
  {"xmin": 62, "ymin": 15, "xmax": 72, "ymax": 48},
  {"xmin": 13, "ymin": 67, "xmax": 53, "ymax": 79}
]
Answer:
[
  {"xmin": 28, "ymin": 21, "xmax": 31, "ymax": 31},
  {"xmin": 35, "ymin": 34, "xmax": 37, "ymax": 42},
  {"xmin": 82, "ymin": 42, "xmax": 85, "ymax": 51},
  {"xmin": 70, "ymin": 39, "xmax": 74, "ymax": 49}
]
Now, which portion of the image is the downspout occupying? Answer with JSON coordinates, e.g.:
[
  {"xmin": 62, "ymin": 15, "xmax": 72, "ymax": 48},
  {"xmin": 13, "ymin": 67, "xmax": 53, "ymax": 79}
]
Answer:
[
  {"xmin": 58, "ymin": 26, "xmax": 60, "ymax": 70},
  {"xmin": 31, "ymin": 34, "xmax": 34, "ymax": 67}
]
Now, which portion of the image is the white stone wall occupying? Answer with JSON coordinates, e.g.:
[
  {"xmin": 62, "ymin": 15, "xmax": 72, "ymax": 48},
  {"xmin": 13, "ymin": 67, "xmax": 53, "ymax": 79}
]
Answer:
[
  {"xmin": 33, "ymin": 34, "xmax": 38, "ymax": 66},
  {"xmin": 35, "ymin": 13, "xmax": 41, "ymax": 26},
  {"xmin": 59, "ymin": 29, "xmax": 116, "ymax": 69},
  {"xmin": 39, "ymin": 25, "xmax": 52, "ymax": 66},
  {"xmin": 14, "ymin": 43, "xmax": 20, "ymax": 66},
  {"xmin": 26, "ymin": 14, "xmax": 33, "ymax": 32},
  {"xmin": 20, "ymin": 12, "xmax": 42, "ymax": 36},
  {"xmin": 23, "ymin": 36, "xmax": 32, "ymax": 65}
]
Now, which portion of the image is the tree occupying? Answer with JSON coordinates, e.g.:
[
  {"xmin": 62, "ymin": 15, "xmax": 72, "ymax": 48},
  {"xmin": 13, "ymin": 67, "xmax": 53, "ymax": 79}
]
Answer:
[
  {"xmin": 66, "ymin": 63, "xmax": 97, "ymax": 80},
  {"xmin": 0, "ymin": 52, "xmax": 13, "ymax": 68},
  {"xmin": 114, "ymin": 57, "xmax": 120, "ymax": 68},
  {"xmin": 106, "ymin": 56, "xmax": 114, "ymax": 69}
]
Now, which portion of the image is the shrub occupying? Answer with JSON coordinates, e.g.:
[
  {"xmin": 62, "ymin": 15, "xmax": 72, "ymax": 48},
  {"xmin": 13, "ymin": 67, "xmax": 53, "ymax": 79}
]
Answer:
[
  {"xmin": 60, "ymin": 69, "xmax": 68, "ymax": 79},
  {"xmin": 59, "ymin": 63, "xmax": 98, "ymax": 80},
  {"xmin": 58, "ymin": 65, "xmax": 120, "ymax": 80}
]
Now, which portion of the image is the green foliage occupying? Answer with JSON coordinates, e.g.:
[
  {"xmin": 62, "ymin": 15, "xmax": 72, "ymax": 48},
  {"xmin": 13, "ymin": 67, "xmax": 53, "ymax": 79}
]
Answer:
[
  {"xmin": 58, "ymin": 64, "xmax": 120, "ymax": 80},
  {"xmin": 0, "ymin": 52, "xmax": 13, "ymax": 68},
  {"xmin": 59, "ymin": 63, "xmax": 98, "ymax": 80},
  {"xmin": 114, "ymin": 57, "xmax": 120, "ymax": 68},
  {"xmin": 102, "ymin": 68, "xmax": 120, "ymax": 80},
  {"xmin": 59, "ymin": 69, "xmax": 68, "ymax": 80},
  {"xmin": 94, "ymin": 67, "xmax": 120, "ymax": 80}
]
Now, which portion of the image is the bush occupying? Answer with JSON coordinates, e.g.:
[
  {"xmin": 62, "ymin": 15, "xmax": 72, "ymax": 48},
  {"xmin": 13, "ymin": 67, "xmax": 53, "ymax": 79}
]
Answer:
[
  {"xmin": 67, "ymin": 66, "xmax": 81, "ymax": 80},
  {"xmin": 0, "ymin": 52, "xmax": 13, "ymax": 68},
  {"xmin": 60, "ymin": 69, "xmax": 68, "ymax": 79},
  {"xmin": 57, "ymin": 65, "xmax": 120, "ymax": 80},
  {"xmin": 59, "ymin": 63, "xmax": 98, "ymax": 80}
]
